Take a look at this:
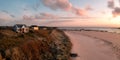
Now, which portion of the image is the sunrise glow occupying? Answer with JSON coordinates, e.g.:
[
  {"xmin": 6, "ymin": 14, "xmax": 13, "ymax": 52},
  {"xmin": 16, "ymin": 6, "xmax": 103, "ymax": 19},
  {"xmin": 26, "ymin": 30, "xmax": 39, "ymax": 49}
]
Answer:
[
  {"xmin": 111, "ymin": 16, "xmax": 120, "ymax": 24},
  {"xmin": 0, "ymin": 0, "xmax": 120, "ymax": 27}
]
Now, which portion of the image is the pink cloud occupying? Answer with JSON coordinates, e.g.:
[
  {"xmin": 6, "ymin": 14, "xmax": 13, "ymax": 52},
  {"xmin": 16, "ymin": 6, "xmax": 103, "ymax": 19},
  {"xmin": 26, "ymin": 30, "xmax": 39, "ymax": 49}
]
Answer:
[
  {"xmin": 42, "ymin": 0, "xmax": 72, "ymax": 11},
  {"xmin": 23, "ymin": 12, "xmax": 59, "ymax": 20},
  {"xmin": 41, "ymin": 0, "xmax": 88, "ymax": 16},
  {"xmin": 0, "ymin": 11, "xmax": 14, "ymax": 20},
  {"xmin": 85, "ymin": 5, "xmax": 93, "ymax": 11},
  {"xmin": 72, "ymin": 7, "xmax": 87, "ymax": 16},
  {"xmin": 23, "ymin": 15, "xmax": 33, "ymax": 20},
  {"xmin": 40, "ymin": 13, "xmax": 58, "ymax": 19}
]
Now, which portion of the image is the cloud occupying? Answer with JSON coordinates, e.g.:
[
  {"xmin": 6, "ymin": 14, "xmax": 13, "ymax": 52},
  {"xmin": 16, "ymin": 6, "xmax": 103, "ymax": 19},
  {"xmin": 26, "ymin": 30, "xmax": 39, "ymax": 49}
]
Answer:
[
  {"xmin": 72, "ymin": 7, "xmax": 87, "ymax": 16},
  {"xmin": 108, "ymin": 0, "xmax": 114, "ymax": 9},
  {"xmin": 85, "ymin": 5, "xmax": 93, "ymax": 11},
  {"xmin": 39, "ymin": 13, "xmax": 58, "ymax": 19},
  {"xmin": 0, "ymin": 11, "xmax": 16, "ymax": 26},
  {"xmin": 41, "ymin": 0, "xmax": 88, "ymax": 16},
  {"xmin": 41, "ymin": 0, "xmax": 72, "ymax": 11},
  {"xmin": 43, "ymin": 20, "xmax": 73, "ymax": 25},
  {"xmin": 107, "ymin": 0, "xmax": 120, "ymax": 17},
  {"xmin": 119, "ymin": 0, "xmax": 120, "ymax": 4},
  {"xmin": 23, "ymin": 12, "xmax": 59, "ymax": 20},
  {"xmin": 112, "ymin": 7, "xmax": 120, "ymax": 17},
  {"xmin": 0, "ymin": 11, "xmax": 14, "ymax": 20},
  {"xmin": 23, "ymin": 15, "xmax": 34, "ymax": 20}
]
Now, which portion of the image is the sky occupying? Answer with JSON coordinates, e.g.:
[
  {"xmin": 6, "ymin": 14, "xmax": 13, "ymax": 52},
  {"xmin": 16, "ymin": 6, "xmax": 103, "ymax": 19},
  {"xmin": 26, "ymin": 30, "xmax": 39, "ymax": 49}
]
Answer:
[{"xmin": 0, "ymin": 0, "xmax": 120, "ymax": 27}]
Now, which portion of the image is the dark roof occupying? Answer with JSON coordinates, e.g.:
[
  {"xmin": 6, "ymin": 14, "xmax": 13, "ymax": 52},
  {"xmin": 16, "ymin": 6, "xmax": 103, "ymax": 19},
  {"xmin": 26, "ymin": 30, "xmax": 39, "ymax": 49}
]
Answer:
[
  {"xmin": 30, "ymin": 25, "xmax": 38, "ymax": 27},
  {"xmin": 14, "ymin": 24, "xmax": 27, "ymax": 28},
  {"xmin": 39, "ymin": 26, "xmax": 48, "ymax": 28}
]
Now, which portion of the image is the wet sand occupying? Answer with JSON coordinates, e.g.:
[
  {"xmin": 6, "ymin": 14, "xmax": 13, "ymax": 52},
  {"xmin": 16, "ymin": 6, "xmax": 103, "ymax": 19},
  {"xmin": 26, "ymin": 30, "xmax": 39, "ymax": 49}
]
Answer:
[{"xmin": 65, "ymin": 31, "xmax": 119, "ymax": 60}]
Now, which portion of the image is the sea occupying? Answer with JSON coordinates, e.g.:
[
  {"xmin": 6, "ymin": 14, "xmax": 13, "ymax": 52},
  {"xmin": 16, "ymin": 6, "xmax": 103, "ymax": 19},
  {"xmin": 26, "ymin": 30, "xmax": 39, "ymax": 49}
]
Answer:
[{"xmin": 58, "ymin": 27, "xmax": 120, "ymax": 33}]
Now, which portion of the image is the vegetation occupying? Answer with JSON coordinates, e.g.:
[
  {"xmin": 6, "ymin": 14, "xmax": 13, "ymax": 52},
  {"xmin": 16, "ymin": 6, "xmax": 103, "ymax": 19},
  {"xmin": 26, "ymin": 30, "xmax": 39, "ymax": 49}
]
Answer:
[{"xmin": 0, "ymin": 28, "xmax": 72, "ymax": 60}]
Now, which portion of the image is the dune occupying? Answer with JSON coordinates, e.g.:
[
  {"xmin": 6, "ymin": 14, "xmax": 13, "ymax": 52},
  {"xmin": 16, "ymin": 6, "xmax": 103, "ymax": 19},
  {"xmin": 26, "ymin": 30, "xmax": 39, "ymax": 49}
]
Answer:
[
  {"xmin": 0, "ymin": 29, "xmax": 72, "ymax": 60},
  {"xmin": 65, "ymin": 31, "xmax": 119, "ymax": 60}
]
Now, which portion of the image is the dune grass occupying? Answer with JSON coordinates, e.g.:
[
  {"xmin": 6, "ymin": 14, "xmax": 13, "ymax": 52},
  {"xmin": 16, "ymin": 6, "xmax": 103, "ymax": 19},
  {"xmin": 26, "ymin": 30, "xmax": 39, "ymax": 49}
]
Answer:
[{"xmin": 0, "ymin": 29, "xmax": 52, "ymax": 50}]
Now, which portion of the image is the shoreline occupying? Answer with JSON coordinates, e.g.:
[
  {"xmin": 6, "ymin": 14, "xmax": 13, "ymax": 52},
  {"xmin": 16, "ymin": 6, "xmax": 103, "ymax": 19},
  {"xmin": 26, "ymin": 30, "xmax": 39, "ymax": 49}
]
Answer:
[
  {"xmin": 65, "ymin": 31, "xmax": 120, "ymax": 60},
  {"xmin": 77, "ymin": 30, "xmax": 120, "ymax": 59},
  {"xmin": 78, "ymin": 31, "xmax": 120, "ymax": 59}
]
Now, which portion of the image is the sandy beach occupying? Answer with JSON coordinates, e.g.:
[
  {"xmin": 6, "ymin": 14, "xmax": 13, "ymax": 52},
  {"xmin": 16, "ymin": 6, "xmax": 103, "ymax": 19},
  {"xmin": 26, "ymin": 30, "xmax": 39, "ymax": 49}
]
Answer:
[{"xmin": 65, "ymin": 31, "xmax": 120, "ymax": 60}]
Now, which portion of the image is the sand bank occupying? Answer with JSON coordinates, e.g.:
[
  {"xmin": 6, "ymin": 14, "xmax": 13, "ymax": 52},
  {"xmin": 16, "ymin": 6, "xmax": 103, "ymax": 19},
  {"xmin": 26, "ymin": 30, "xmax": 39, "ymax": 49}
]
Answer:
[{"xmin": 65, "ymin": 31, "xmax": 119, "ymax": 60}]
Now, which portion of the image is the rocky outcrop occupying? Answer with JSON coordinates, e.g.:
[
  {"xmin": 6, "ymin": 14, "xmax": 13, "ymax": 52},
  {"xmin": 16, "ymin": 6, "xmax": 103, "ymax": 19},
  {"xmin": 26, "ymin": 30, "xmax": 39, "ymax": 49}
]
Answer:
[{"xmin": 0, "ymin": 29, "xmax": 72, "ymax": 60}]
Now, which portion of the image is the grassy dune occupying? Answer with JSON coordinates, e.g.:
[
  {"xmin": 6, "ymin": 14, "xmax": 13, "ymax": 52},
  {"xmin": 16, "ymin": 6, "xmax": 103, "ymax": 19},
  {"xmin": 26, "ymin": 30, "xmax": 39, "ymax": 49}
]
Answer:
[{"xmin": 0, "ymin": 29, "xmax": 72, "ymax": 60}]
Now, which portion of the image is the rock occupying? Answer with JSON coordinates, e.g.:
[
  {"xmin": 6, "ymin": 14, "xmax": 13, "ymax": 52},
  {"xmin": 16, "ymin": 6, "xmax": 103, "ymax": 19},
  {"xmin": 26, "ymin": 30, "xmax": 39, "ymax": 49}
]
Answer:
[{"xmin": 70, "ymin": 53, "xmax": 78, "ymax": 57}]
